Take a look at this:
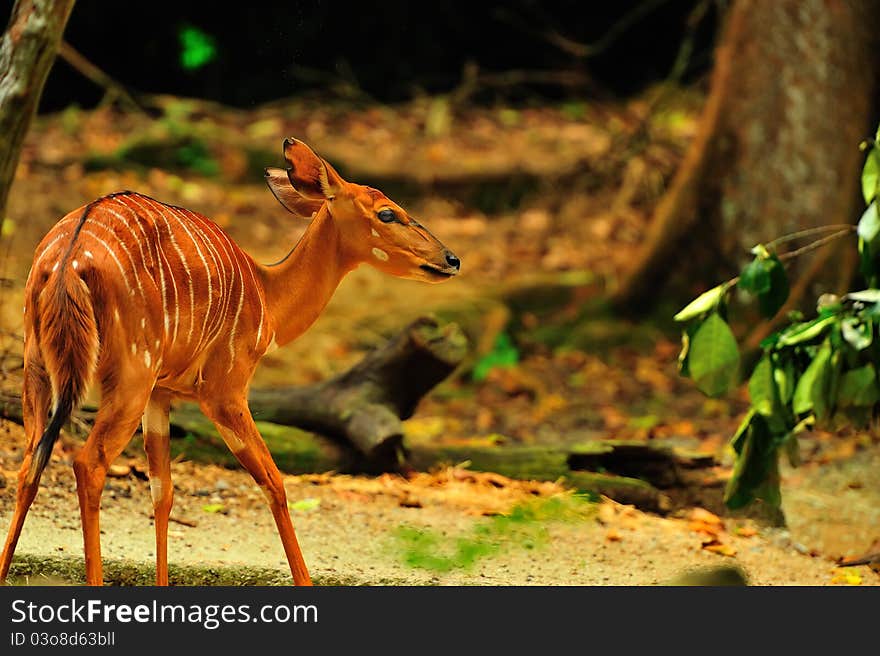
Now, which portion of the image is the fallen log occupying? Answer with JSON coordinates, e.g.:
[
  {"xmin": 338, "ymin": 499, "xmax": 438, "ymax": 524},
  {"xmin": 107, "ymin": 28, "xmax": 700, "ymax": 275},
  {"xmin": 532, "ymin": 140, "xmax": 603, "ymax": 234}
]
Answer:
[
  {"xmin": 243, "ymin": 316, "xmax": 468, "ymax": 464},
  {"xmin": 0, "ymin": 316, "xmax": 468, "ymax": 469}
]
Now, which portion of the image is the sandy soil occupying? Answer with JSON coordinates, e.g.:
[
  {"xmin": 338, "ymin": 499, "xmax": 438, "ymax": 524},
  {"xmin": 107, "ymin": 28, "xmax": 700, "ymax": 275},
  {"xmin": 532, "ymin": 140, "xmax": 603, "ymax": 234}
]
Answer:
[{"xmin": 1, "ymin": 422, "xmax": 877, "ymax": 586}]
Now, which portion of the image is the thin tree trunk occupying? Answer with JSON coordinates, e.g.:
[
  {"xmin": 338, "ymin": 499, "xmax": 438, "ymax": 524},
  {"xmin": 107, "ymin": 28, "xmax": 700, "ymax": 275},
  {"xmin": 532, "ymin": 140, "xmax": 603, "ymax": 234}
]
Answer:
[
  {"xmin": 613, "ymin": 0, "xmax": 879, "ymax": 310},
  {"xmin": 0, "ymin": 0, "xmax": 75, "ymax": 219}
]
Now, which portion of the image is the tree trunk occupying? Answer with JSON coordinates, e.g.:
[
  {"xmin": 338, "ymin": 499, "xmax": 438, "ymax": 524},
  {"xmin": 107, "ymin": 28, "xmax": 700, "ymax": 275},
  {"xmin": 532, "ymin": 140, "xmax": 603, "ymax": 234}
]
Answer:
[
  {"xmin": 0, "ymin": 0, "xmax": 75, "ymax": 219},
  {"xmin": 613, "ymin": 0, "xmax": 879, "ymax": 310}
]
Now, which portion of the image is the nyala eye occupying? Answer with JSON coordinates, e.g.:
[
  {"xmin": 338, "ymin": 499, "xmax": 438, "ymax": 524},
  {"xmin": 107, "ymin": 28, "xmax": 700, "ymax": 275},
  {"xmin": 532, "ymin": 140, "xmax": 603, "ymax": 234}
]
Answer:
[{"xmin": 377, "ymin": 209, "xmax": 396, "ymax": 223}]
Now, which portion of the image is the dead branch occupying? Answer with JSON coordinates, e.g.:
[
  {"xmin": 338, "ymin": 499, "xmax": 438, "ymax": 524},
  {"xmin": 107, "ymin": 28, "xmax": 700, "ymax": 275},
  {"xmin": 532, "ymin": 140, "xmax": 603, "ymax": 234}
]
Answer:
[{"xmin": 57, "ymin": 40, "xmax": 147, "ymax": 115}]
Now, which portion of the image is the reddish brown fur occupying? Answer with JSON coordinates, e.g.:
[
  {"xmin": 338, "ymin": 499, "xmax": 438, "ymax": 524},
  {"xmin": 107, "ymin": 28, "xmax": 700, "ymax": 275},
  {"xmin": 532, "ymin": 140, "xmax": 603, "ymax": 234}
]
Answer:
[{"xmin": 0, "ymin": 139, "xmax": 459, "ymax": 586}]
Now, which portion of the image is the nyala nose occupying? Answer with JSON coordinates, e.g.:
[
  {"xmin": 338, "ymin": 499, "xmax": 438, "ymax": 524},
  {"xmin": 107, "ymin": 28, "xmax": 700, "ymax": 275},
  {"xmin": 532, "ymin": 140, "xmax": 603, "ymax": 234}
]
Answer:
[{"xmin": 444, "ymin": 251, "xmax": 461, "ymax": 270}]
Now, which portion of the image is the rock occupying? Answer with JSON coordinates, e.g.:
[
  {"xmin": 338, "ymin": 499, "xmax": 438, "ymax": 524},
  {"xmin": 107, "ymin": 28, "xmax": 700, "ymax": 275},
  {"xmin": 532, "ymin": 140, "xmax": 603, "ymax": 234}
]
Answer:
[
  {"xmin": 215, "ymin": 479, "xmax": 231, "ymax": 491},
  {"xmin": 107, "ymin": 464, "xmax": 131, "ymax": 478},
  {"xmin": 664, "ymin": 565, "xmax": 749, "ymax": 586}
]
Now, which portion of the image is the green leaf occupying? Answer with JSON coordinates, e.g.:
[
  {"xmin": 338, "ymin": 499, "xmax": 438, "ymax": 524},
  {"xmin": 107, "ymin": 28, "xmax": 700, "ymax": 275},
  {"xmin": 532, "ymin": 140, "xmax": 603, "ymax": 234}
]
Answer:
[
  {"xmin": 752, "ymin": 456, "xmax": 782, "ymax": 509},
  {"xmin": 846, "ymin": 289, "xmax": 880, "ymax": 304},
  {"xmin": 836, "ymin": 364, "xmax": 880, "ymax": 407},
  {"xmin": 859, "ymin": 236, "xmax": 877, "ymax": 286},
  {"xmin": 840, "ymin": 317, "xmax": 872, "ymax": 351},
  {"xmin": 863, "ymin": 147, "xmax": 880, "ymax": 205},
  {"xmin": 730, "ymin": 409, "xmax": 755, "ymax": 454},
  {"xmin": 857, "ymin": 201, "xmax": 880, "ymax": 247},
  {"xmin": 739, "ymin": 257, "xmax": 772, "ymax": 296},
  {"xmin": 776, "ymin": 315, "xmax": 837, "ymax": 348},
  {"xmin": 759, "ymin": 331, "xmax": 782, "ymax": 350},
  {"xmin": 759, "ymin": 256, "xmax": 789, "ymax": 318},
  {"xmin": 748, "ymin": 356, "xmax": 776, "ymax": 416},
  {"xmin": 773, "ymin": 357, "xmax": 795, "ymax": 405},
  {"xmin": 782, "ymin": 416, "xmax": 813, "ymax": 468},
  {"xmin": 739, "ymin": 253, "xmax": 789, "ymax": 318},
  {"xmin": 792, "ymin": 340, "xmax": 832, "ymax": 417},
  {"xmin": 472, "ymin": 332, "xmax": 519, "ymax": 381},
  {"xmin": 723, "ymin": 413, "xmax": 781, "ymax": 509},
  {"xmin": 179, "ymin": 26, "xmax": 218, "ymax": 71},
  {"xmin": 202, "ymin": 504, "xmax": 225, "ymax": 514},
  {"xmin": 688, "ymin": 313, "xmax": 740, "ymax": 397},
  {"xmin": 673, "ymin": 283, "xmax": 728, "ymax": 322}
]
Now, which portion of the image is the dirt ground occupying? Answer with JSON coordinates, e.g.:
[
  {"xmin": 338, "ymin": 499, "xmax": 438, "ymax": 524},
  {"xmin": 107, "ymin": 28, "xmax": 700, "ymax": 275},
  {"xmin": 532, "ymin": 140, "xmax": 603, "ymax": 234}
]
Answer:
[{"xmin": 1, "ymin": 420, "xmax": 878, "ymax": 586}]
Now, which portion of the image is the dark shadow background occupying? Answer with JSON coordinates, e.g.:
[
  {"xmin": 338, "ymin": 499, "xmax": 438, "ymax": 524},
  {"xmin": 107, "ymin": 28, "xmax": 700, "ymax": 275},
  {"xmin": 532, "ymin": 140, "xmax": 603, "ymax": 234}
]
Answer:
[{"xmin": 3, "ymin": 0, "xmax": 719, "ymax": 110}]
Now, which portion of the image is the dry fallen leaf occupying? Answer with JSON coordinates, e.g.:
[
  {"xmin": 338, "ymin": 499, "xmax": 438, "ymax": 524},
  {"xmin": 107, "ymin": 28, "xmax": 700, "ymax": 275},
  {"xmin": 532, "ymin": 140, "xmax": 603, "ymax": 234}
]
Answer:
[
  {"xmin": 606, "ymin": 528, "xmax": 622, "ymax": 542},
  {"xmin": 830, "ymin": 568, "xmax": 862, "ymax": 585},
  {"xmin": 702, "ymin": 539, "xmax": 737, "ymax": 557},
  {"xmin": 689, "ymin": 508, "xmax": 723, "ymax": 526},
  {"xmin": 735, "ymin": 526, "xmax": 758, "ymax": 538},
  {"xmin": 688, "ymin": 520, "xmax": 723, "ymax": 537}
]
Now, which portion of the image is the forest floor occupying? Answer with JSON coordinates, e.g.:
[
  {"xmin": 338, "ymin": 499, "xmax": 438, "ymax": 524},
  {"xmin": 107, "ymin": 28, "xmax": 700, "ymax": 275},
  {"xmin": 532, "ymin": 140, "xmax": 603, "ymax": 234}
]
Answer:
[
  {"xmin": 1, "ymin": 420, "xmax": 878, "ymax": 586},
  {"xmin": 0, "ymin": 91, "xmax": 878, "ymax": 585}
]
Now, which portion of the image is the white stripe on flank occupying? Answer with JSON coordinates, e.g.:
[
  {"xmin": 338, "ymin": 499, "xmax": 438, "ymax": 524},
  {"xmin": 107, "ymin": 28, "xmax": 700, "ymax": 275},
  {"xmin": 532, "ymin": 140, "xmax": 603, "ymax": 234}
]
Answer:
[
  {"xmin": 125, "ymin": 195, "xmax": 174, "ymax": 340},
  {"xmin": 80, "ymin": 229, "xmax": 134, "ymax": 296},
  {"xmin": 215, "ymin": 228, "xmax": 248, "ymax": 369},
  {"xmin": 144, "ymin": 198, "xmax": 194, "ymax": 346},
  {"xmin": 167, "ymin": 206, "xmax": 210, "ymax": 347},
  {"xmin": 105, "ymin": 202, "xmax": 155, "ymax": 271},
  {"xmin": 84, "ymin": 250, "xmax": 93, "ymax": 259},
  {"xmin": 33, "ymin": 233, "xmax": 67, "ymax": 267},
  {"xmin": 178, "ymin": 209, "xmax": 224, "ymax": 350},
  {"xmin": 85, "ymin": 216, "xmax": 148, "ymax": 302},
  {"xmin": 243, "ymin": 257, "xmax": 265, "ymax": 349},
  {"xmin": 156, "ymin": 228, "xmax": 179, "ymax": 343},
  {"xmin": 188, "ymin": 211, "xmax": 235, "ymax": 346},
  {"xmin": 203, "ymin": 217, "xmax": 236, "ymax": 343},
  {"xmin": 226, "ymin": 253, "xmax": 246, "ymax": 371}
]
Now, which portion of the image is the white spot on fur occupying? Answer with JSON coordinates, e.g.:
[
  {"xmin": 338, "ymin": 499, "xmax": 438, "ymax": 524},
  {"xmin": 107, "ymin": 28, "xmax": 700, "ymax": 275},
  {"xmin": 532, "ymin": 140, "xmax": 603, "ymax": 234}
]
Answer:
[
  {"xmin": 84, "ymin": 250, "xmax": 94, "ymax": 259},
  {"xmin": 114, "ymin": 309, "xmax": 120, "ymax": 322},
  {"xmin": 144, "ymin": 350, "xmax": 152, "ymax": 367},
  {"xmin": 371, "ymin": 228, "xmax": 380, "ymax": 238},
  {"xmin": 142, "ymin": 400, "xmax": 169, "ymax": 437},
  {"xmin": 141, "ymin": 318, "xmax": 146, "ymax": 329},
  {"xmin": 149, "ymin": 479, "xmax": 163, "ymax": 506},
  {"xmin": 131, "ymin": 342, "xmax": 137, "ymax": 355},
  {"xmin": 372, "ymin": 247, "xmax": 389, "ymax": 262},
  {"xmin": 72, "ymin": 260, "xmax": 78, "ymax": 270},
  {"xmin": 52, "ymin": 262, "xmax": 59, "ymax": 272},
  {"xmin": 218, "ymin": 426, "xmax": 245, "ymax": 453},
  {"xmin": 155, "ymin": 339, "xmax": 160, "ymax": 349}
]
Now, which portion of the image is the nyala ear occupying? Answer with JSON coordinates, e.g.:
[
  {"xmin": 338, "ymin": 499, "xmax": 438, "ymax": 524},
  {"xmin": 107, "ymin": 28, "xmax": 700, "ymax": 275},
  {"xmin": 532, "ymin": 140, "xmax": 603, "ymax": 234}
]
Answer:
[
  {"xmin": 264, "ymin": 167, "xmax": 324, "ymax": 218},
  {"xmin": 282, "ymin": 137, "xmax": 345, "ymax": 200}
]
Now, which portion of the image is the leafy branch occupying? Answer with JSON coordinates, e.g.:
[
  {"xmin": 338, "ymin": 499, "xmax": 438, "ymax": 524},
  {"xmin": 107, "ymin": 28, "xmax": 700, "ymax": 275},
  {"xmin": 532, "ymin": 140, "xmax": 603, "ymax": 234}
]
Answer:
[{"xmin": 674, "ymin": 122, "xmax": 880, "ymax": 510}]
